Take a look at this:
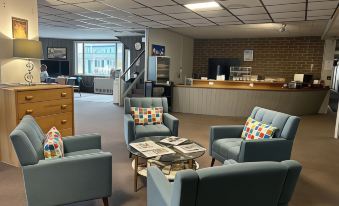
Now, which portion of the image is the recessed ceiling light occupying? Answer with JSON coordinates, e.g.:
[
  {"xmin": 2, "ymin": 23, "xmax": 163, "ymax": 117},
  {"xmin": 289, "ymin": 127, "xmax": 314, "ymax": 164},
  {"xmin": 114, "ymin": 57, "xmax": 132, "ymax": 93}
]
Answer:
[{"xmin": 184, "ymin": 1, "xmax": 221, "ymax": 11}]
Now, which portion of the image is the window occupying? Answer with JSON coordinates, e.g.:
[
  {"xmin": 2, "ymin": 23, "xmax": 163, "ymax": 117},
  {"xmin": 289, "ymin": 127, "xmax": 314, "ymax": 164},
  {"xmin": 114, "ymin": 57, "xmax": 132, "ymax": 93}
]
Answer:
[{"xmin": 75, "ymin": 41, "xmax": 124, "ymax": 76}]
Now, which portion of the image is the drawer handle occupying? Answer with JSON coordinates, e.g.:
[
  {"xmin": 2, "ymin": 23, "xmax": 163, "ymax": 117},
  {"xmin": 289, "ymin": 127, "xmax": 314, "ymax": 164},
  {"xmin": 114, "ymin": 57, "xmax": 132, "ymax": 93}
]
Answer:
[
  {"xmin": 61, "ymin": 92, "xmax": 67, "ymax": 97},
  {"xmin": 61, "ymin": 105, "xmax": 68, "ymax": 109},
  {"xmin": 61, "ymin": 120, "xmax": 67, "ymax": 124},
  {"xmin": 25, "ymin": 96, "xmax": 33, "ymax": 100},
  {"xmin": 26, "ymin": 109, "xmax": 33, "ymax": 114}
]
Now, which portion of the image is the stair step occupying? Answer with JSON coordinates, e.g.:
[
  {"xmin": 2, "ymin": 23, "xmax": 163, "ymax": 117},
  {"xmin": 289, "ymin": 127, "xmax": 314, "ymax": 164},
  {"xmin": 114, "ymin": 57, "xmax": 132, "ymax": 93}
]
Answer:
[{"xmin": 133, "ymin": 88, "xmax": 144, "ymax": 94}]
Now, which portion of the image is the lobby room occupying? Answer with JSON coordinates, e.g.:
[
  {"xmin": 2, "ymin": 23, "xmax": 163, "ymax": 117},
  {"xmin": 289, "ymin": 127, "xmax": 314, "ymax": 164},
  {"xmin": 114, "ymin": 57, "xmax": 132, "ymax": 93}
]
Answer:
[{"xmin": 0, "ymin": 0, "xmax": 339, "ymax": 206}]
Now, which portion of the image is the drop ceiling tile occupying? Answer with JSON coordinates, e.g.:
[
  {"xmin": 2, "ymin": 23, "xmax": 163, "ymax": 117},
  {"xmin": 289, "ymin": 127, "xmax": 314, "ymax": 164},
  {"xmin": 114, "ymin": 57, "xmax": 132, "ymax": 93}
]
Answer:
[
  {"xmin": 79, "ymin": 19, "xmax": 108, "ymax": 24},
  {"xmin": 266, "ymin": 3, "xmax": 306, "ymax": 13},
  {"xmin": 38, "ymin": 6, "xmax": 69, "ymax": 15},
  {"xmin": 191, "ymin": 22, "xmax": 215, "ymax": 27},
  {"xmin": 208, "ymin": 16, "xmax": 239, "ymax": 23},
  {"xmin": 101, "ymin": 17, "xmax": 129, "ymax": 24},
  {"xmin": 138, "ymin": 21, "xmax": 167, "ymax": 27},
  {"xmin": 170, "ymin": 23, "xmax": 191, "ymax": 28},
  {"xmin": 308, "ymin": 1, "xmax": 338, "ymax": 10},
  {"xmin": 134, "ymin": 0, "xmax": 176, "ymax": 7},
  {"xmin": 127, "ymin": 8, "xmax": 161, "ymax": 15},
  {"xmin": 153, "ymin": 5, "xmax": 190, "ymax": 14},
  {"xmin": 59, "ymin": 0, "xmax": 94, "ymax": 3},
  {"xmin": 100, "ymin": 9, "xmax": 132, "ymax": 18},
  {"xmin": 40, "ymin": 15, "xmax": 71, "ymax": 22},
  {"xmin": 59, "ymin": 13, "xmax": 90, "ymax": 20},
  {"xmin": 158, "ymin": 19, "xmax": 185, "ymax": 25},
  {"xmin": 182, "ymin": 18, "xmax": 212, "ymax": 24},
  {"xmin": 270, "ymin": 11, "xmax": 305, "ymax": 19},
  {"xmin": 239, "ymin": 14, "xmax": 271, "ymax": 21},
  {"xmin": 168, "ymin": 12, "xmax": 202, "ymax": 19},
  {"xmin": 75, "ymin": 1, "xmax": 111, "ymax": 11},
  {"xmin": 175, "ymin": 0, "xmax": 212, "ymax": 4},
  {"xmin": 274, "ymin": 17, "xmax": 305, "ymax": 22},
  {"xmin": 115, "ymin": 22, "xmax": 145, "ymax": 28},
  {"xmin": 79, "ymin": 12, "xmax": 111, "ymax": 19},
  {"xmin": 262, "ymin": 0, "xmax": 305, "ymax": 6},
  {"xmin": 219, "ymin": 0, "xmax": 262, "ymax": 9},
  {"xmin": 99, "ymin": 0, "xmax": 144, "ymax": 9},
  {"xmin": 197, "ymin": 10, "xmax": 232, "ymax": 18},
  {"xmin": 51, "ymin": 4, "xmax": 89, "ymax": 13},
  {"xmin": 218, "ymin": 21, "xmax": 243, "ymax": 25},
  {"xmin": 308, "ymin": 9, "xmax": 335, "ymax": 17},
  {"xmin": 244, "ymin": 19, "xmax": 272, "ymax": 24},
  {"xmin": 144, "ymin": 15, "xmax": 176, "ymax": 21},
  {"xmin": 230, "ymin": 7, "xmax": 267, "ymax": 15},
  {"xmin": 307, "ymin": 15, "xmax": 332, "ymax": 20},
  {"xmin": 122, "ymin": 15, "xmax": 149, "ymax": 22},
  {"xmin": 38, "ymin": 0, "xmax": 66, "ymax": 6}
]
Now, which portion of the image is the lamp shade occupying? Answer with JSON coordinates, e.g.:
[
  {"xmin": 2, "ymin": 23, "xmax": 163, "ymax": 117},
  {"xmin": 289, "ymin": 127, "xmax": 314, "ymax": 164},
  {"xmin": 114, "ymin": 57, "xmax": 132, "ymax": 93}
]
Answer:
[{"xmin": 13, "ymin": 39, "xmax": 43, "ymax": 60}]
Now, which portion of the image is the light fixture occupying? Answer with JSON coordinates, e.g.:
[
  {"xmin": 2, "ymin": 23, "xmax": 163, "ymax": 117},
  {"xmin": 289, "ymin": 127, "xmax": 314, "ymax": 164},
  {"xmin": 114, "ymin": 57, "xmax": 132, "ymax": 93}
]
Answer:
[
  {"xmin": 13, "ymin": 39, "xmax": 43, "ymax": 85},
  {"xmin": 279, "ymin": 23, "xmax": 287, "ymax": 32},
  {"xmin": 184, "ymin": 1, "xmax": 221, "ymax": 11}
]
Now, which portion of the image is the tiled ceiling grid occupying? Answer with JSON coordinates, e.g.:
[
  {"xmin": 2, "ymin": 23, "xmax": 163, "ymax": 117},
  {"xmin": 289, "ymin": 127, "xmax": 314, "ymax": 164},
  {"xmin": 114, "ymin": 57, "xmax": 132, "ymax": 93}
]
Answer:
[{"xmin": 37, "ymin": 0, "xmax": 339, "ymax": 32}]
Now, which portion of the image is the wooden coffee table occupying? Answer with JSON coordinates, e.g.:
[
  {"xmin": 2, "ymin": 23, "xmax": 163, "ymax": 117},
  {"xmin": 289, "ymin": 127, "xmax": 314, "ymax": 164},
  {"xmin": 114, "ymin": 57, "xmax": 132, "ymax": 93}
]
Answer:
[{"xmin": 127, "ymin": 136, "xmax": 206, "ymax": 192}]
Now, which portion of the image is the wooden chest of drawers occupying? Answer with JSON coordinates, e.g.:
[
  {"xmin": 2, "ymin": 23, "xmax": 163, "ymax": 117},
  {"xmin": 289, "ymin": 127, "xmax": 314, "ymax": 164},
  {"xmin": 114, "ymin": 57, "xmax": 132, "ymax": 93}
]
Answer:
[{"xmin": 0, "ymin": 84, "xmax": 74, "ymax": 166}]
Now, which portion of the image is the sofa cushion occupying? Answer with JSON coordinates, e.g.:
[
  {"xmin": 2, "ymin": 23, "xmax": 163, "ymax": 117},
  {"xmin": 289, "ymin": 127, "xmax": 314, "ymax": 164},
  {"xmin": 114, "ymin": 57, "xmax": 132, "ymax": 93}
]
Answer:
[
  {"xmin": 44, "ymin": 127, "xmax": 64, "ymax": 159},
  {"xmin": 212, "ymin": 138, "xmax": 242, "ymax": 160},
  {"xmin": 64, "ymin": 149, "xmax": 101, "ymax": 157},
  {"xmin": 242, "ymin": 117, "xmax": 277, "ymax": 140},
  {"xmin": 131, "ymin": 107, "xmax": 163, "ymax": 125},
  {"xmin": 135, "ymin": 124, "xmax": 171, "ymax": 138}
]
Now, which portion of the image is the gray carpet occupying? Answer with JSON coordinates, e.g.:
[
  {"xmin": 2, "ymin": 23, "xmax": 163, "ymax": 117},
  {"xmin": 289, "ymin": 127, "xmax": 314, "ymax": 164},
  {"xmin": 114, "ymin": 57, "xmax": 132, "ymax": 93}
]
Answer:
[{"xmin": 0, "ymin": 99, "xmax": 338, "ymax": 206}]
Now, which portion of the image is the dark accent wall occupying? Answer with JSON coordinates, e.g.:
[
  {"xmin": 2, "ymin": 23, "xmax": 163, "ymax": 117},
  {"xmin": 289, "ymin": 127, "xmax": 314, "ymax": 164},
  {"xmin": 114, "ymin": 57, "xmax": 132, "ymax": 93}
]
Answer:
[{"xmin": 193, "ymin": 36, "xmax": 324, "ymax": 81}]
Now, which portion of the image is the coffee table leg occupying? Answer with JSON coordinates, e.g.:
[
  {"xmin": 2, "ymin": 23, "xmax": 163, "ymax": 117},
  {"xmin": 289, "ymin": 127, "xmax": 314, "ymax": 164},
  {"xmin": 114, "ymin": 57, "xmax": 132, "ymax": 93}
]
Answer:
[
  {"xmin": 134, "ymin": 156, "xmax": 139, "ymax": 192},
  {"xmin": 188, "ymin": 159, "xmax": 194, "ymax": 169}
]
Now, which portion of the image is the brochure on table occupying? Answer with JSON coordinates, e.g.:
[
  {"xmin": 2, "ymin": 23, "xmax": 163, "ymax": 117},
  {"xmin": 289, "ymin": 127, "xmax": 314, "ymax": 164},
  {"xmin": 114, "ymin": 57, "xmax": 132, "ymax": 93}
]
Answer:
[
  {"xmin": 160, "ymin": 136, "xmax": 188, "ymax": 145},
  {"xmin": 129, "ymin": 140, "xmax": 175, "ymax": 157},
  {"xmin": 174, "ymin": 143, "xmax": 206, "ymax": 154}
]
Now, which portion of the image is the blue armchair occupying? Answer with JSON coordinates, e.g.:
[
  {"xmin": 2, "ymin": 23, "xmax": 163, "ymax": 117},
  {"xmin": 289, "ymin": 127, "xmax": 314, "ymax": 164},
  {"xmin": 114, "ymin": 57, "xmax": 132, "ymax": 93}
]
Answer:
[
  {"xmin": 210, "ymin": 107, "xmax": 300, "ymax": 165},
  {"xmin": 124, "ymin": 97, "xmax": 179, "ymax": 146},
  {"xmin": 10, "ymin": 115, "xmax": 112, "ymax": 206},
  {"xmin": 148, "ymin": 160, "xmax": 302, "ymax": 206}
]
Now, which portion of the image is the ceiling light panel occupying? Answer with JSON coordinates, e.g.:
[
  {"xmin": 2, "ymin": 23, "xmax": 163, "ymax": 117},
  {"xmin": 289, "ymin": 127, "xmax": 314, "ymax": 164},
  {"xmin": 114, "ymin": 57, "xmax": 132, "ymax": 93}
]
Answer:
[
  {"xmin": 134, "ymin": 0, "xmax": 176, "ymax": 7},
  {"xmin": 197, "ymin": 10, "xmax": 232, "ymax": 17},
  {"xmin": 154, "ymin": 5, "xmax": 191, "ymax": 14},
  {"xmin": 266, "ymin": 3, "xmax": 306, "ymax": 13},
  {"xmin": 184, "ymin": 1, "xmax": 222, "ymax": 11},
  {"xmin": 127, "ymin": 8, "xmax": 161, "ymax": 15},
  {"xmin": 230, "ymin": 7, "xmax": 267, "ymax": 15},
  {"xmin": 219, "ymin": 0, "xmax": 262, "ymax": 8}
]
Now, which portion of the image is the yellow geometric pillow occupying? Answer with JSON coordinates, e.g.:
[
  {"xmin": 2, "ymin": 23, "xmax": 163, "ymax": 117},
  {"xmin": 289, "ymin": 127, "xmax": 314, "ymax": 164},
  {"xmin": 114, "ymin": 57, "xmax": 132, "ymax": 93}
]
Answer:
[
  {"xmin": 241, "ymin": 117, "xmax": 277, "ymax": 140},
  {"xmin": 43, "ymin": 127, "xmax": 64, "ymax": 159},
  {"xmin": 130, "ymin": 107, "xmax": 163, "ymax": 125}
]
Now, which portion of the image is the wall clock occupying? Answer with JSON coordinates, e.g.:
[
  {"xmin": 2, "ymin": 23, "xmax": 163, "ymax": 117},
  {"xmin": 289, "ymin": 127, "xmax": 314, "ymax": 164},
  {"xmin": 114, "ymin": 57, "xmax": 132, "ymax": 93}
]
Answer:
[{"xmin": 134, "ymin": 42, "xmax": 142, "ymax": 51}]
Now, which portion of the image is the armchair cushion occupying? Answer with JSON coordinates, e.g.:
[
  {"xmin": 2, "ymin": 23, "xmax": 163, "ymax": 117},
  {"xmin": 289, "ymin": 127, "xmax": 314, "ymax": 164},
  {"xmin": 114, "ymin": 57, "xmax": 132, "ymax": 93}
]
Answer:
[
  {"xmin": 163, "ymin": 113, "xmax": 179, "ymax": 136},
  {"xmin": 131, "ymin": 107, "xmax": 163, "ymax": 125},
  {"xmin": 135, "ymin": 124, "xmax": 171, "ymax": 139},
  {"xmin": 212, "ymin": 138, "xmax": 242, "ymax": 161},
  {"xmin": 64, "ymin": 149, "xmax": 101, "ymax": 157},
  {"xmin": 62, "ymin": 134, "xmax": 101, "ymax": 153}
]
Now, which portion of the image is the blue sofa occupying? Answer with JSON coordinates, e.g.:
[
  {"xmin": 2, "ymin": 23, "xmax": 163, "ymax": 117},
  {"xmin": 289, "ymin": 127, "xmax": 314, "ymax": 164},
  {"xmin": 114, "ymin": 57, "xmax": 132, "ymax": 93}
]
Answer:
[
  {"xmin": 210, "ymin": 107, "xmax": 300, "ymax": 165},
  {"xmin": 10, "ymin": 115, "xmax": 112, "ymax": 206},
  {"xmin": 148, "ymin": 160, "xmax": 302, "ymax": 206},
  {"xmin": 124, "ymin": 97, "xmax": 179, "ymax": 146}
]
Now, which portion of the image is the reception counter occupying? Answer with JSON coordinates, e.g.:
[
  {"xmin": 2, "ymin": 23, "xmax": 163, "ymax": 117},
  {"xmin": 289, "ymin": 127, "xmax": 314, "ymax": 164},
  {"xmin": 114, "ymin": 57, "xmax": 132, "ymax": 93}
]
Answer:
[{"xmin": 172, "ymin": 80, "xmax": 329, "ymax": 117}]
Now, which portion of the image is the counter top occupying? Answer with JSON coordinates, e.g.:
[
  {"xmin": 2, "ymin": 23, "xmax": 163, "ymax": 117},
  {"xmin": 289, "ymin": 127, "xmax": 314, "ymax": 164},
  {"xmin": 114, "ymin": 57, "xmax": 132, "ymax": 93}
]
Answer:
[{"xmin": 176, "ymin": 79, "xmax": 328, "ymax": 92}]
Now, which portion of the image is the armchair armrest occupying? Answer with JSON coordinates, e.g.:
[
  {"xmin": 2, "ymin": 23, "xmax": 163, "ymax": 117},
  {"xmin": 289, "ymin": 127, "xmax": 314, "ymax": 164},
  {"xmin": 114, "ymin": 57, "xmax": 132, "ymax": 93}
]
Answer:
[
  {"xmin": 238, "ymin": 138, "xmax": 293, "ymax": 162},
  {"xmin": 124, "ymin": 114, "xmax": 135, "ymax": 145},
  {"xmin": 223, "ymin": 159, "xmax": 238, "ymax": 165},
  {"xmin": 209, "ymin": 125, "xmax": 243, "ymax": 155},
  {"xmin": 63, "ymin": 133, "xmax": 101, "ymax": 153},
  {"xmin": 147, "ymin": 166, "xmax": 171, "ymax": 206},
  {"xmin": 163, "ymin": 113, "xmax": 179, "ymax": 136},
  {"xmin": 23, "ymin": 152, "xmax": 112, "ymax": 206}
]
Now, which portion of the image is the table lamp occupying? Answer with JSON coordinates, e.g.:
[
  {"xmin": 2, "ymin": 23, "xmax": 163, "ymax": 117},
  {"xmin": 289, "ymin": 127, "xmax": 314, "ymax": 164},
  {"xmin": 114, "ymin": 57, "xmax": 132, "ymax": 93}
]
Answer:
[{"xmin": 13, "ymin": 39, "xmax": 43, "ymax": 85}]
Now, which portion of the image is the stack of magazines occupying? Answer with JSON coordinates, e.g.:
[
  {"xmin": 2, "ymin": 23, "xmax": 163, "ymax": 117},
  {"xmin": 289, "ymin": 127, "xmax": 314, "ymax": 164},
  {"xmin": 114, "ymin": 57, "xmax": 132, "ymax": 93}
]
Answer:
[
  {"xmin": 129, "ymin": 141, "xmax": 175, "ymax": 158},
  {"xmin": 160, "ymin": 136, "xmax": 187, "ymax": 145},
  {"xmin": 174, "ymin": 143, "xmax": 206, "ymax": 154}
]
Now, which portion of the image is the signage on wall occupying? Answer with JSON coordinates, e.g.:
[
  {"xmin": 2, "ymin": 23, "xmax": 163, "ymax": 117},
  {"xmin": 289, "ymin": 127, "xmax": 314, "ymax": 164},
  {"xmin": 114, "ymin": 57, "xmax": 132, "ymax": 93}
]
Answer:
[
  {"xmin": 244, "ymin": 49, "xmax": 253, "ymax": 61},
  {"xmin": 47, "ymin": 47, "xmax": 67, "ymax": 60},
  {"xmin": 152, "ymin": 44, "xmax": 165, "ymax": 56}
]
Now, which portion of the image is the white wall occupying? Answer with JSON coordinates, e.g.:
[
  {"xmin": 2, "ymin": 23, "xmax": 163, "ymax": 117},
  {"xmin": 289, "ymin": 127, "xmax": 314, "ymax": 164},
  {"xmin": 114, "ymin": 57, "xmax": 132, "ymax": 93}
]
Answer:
[
  {"xmin": 0, "ymin": 0, "xmax": 40, "ymax": 83},
  {"xmin": 321, "ymin": 39, "xmax": 336, "ymax": 86},
  {"xmin": 147, "ymin": 28, "xmax": 193, "ymax": 84}
]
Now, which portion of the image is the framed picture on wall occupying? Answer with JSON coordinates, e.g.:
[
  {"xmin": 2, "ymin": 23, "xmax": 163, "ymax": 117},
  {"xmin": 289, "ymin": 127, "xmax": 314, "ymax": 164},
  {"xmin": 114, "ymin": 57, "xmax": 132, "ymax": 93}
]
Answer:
[
  {"xmin": 47, "ymin": 47, "xmax": 67, "ymax": 60},
  {"xmin": 244, "ymin": 49, "xmax": 253, "ymax": 61},
  {"xmin": 12, "ymin": 17, "xmax": 28, "ymax": 39},
  {"xmin": 152, "ymin": 44, "xmax": 165, "ymax": 56}
]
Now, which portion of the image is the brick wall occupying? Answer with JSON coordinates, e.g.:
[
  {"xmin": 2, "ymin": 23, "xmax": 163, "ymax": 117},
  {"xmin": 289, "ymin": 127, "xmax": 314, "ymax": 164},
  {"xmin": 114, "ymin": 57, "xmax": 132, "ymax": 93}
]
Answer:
[{"xmin": 193, "ymin": 37, "xmax": 324, "ymax": 81}]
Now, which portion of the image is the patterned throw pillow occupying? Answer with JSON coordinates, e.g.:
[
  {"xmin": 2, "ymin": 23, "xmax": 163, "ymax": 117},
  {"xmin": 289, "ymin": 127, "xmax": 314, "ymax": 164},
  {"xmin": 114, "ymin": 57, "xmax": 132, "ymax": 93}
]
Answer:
[
  {"xmin": 241, "ymin": 117, "xmax": 277, "ymax": 140},
  {"xmin": 130, "ymin": 107, "xmax": 163, "ymax": 125},
  {"xmin": 43, "ymin": 127, "xmax": 64, "ymax": 159}
]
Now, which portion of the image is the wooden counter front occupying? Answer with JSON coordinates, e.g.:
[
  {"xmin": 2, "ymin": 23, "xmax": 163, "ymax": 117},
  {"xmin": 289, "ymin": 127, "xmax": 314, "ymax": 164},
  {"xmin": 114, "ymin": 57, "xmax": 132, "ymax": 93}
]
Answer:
[
  {"xmin": 0, "ymin": 84, "xmax": 75, "ymax": 166},
  {"xmin": 177, "ymin": 79, "xmax": 329, "ymax": 92}
]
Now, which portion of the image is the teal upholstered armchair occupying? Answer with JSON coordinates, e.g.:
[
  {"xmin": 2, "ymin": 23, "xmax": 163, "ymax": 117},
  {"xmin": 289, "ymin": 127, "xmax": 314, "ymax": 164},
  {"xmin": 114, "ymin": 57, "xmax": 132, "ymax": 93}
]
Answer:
[
  {"xmin": 148, "ymin": 160, "xmax": 302, "ymax": 206},
  {"xmin": 124, "ymin": 97, "xmax": 179, "ymax": 146},
  {"xmin": 210, "ymin": 107, "xmax": 300, "ymax": 165},
  {"xmin": 10, "ymin": 115, "xmax": 112, "ymax": 206}
]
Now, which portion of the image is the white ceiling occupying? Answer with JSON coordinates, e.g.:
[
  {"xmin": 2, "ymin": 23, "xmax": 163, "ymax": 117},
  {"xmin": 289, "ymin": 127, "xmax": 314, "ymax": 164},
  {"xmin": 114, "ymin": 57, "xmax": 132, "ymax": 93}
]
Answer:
[{"xmin": 37, "ymin": 0, "xmax": 339, "ymax": 39}]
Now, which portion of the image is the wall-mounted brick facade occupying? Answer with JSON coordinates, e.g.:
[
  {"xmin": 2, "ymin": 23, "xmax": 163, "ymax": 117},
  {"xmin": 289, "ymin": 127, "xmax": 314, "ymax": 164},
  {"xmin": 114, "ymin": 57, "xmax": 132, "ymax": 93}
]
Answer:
[{"xmin": 193, "ymin": 37, "xmax": 324, "ymax": 81}]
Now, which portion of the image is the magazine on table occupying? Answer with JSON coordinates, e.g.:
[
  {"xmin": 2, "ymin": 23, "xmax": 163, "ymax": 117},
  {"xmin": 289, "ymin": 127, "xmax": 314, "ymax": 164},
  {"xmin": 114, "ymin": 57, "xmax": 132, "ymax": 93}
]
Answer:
[
  {"xmin": 174, "ymin": 143, "xmax": 206, "ymax": 154},
  {"xmin": 160, "ymin": 136, "xmax": 188, "ymax": 145},
  {"xmin": 141, "ymin": 147, "xmax": 175, "ymax": 158},
  {"xmin": 129, "ymin": 141, "xmax": 162, "ymax": 152}
]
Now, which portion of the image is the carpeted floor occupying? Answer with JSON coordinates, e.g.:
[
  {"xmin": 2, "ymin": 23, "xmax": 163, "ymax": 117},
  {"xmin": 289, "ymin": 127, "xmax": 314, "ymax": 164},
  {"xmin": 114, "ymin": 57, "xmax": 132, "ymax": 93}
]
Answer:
[{"xmin": 0, "ymin": 97, "xmax": 338, "ymax": 206}]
